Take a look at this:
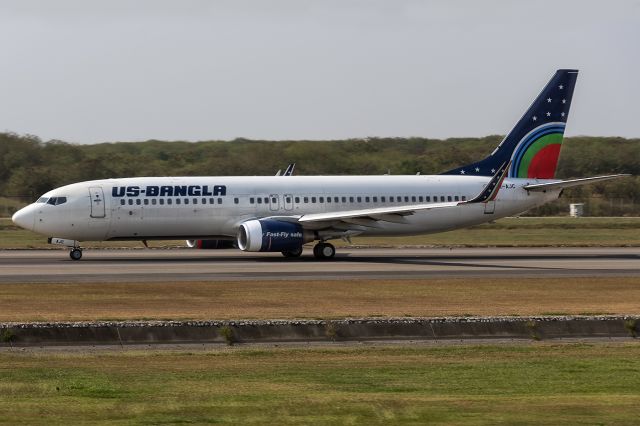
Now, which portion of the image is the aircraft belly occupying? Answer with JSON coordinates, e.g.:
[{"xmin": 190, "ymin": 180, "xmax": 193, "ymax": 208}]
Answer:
[{"xmin": 107, "ymin": 205, "xmax": 227, "ymax": 239}]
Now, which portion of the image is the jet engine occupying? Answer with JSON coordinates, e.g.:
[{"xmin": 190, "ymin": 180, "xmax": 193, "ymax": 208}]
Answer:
[
  {"xmin": 237, "ymin": 219, "xmax": 313, "ymax": 252},
  {"xmin": 186, "ymin": 239, "xmax": 236, "ymax": 249}
]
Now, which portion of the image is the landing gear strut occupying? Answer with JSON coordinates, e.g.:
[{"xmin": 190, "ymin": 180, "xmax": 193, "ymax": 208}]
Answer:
[
  {"xmin": 313, "ymin": 242, "xmax": 335, "ymax": 260},
  {"xmin": 69, "ymin": 248, "xmax": 83, "ymax": 261}
]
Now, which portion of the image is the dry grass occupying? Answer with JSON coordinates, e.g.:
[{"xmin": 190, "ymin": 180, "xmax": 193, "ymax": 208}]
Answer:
[{"xmin": 1, "ymin": 277, "xmax": 639, "ymax": 322}]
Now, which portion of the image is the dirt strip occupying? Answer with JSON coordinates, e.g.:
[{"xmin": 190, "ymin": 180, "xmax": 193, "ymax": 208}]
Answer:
[{"xmin": 1, "ymin": 277, "xmax": 640, "ymax": 322}]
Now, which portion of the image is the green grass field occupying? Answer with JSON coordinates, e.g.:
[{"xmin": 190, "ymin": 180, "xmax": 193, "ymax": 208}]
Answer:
[
  {"xmin": 2, "ymin": 343, "xmax": 640, "ymax": 424},
  {"xmin": 1, "ymin": 217, "xmax": 639, "ymax": 249}
]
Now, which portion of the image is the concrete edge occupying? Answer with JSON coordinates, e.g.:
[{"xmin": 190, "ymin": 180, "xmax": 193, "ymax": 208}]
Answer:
[{"xmin": 1, "ymin": 316, "xmax": 638, "ymax": 347}]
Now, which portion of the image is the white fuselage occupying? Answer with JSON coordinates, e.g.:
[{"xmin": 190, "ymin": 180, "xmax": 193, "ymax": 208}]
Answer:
[{"xmin": 14, "ymin": 175, "xmax": 560, "ymax": 242}]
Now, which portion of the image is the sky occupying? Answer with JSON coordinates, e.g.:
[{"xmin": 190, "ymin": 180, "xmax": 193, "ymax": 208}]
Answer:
[{"xmin": 1, "ymin": 0, "xmax": 639, "ymax": 143}]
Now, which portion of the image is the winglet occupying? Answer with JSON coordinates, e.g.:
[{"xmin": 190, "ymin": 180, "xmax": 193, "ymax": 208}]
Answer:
[{"xmin": 466, "ymin": 160, "xmax": 511, "ymax": 204}]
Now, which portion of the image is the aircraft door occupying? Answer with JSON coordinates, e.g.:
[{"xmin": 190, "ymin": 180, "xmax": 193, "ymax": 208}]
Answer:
[
  {"xmin": 484, "ymin": 201, "xmax": 495, "ymax": 214},
  {"xmin": 269, "ymin": 194, "xmax": 280, "ymax": 211},
  {"xmin": 89, "ymin": 187, "xmax": 106, "ymax": 218},
  {"xmin": 283, "ymin": 194, "xmax": 293, "ymax": 211}
]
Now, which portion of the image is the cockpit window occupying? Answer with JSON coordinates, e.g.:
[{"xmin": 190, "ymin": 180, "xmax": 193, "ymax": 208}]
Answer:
[
  {"xmin": 36, "ymin": 197, "xmax": 49, "ymax": 203},
  {"xmin": 46, "ymin": 197, "xmax": 68, "ymax": 206}
]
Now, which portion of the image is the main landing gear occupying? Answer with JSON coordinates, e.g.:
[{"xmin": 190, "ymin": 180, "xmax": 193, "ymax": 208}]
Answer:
[
  {"xmin": 69, "ymin": 248, "xmax": 83, "ymax": 261},
  {"xmin": 281, "ymin": 247, "xmax": 303, "ymax": 258},
  {"xmin": 313, "ymin": 242, "xmax": 335, "ymax": 260},
  {"xmin": 280, "ymin": 243, "xmax": 336, "ymax": 259}
]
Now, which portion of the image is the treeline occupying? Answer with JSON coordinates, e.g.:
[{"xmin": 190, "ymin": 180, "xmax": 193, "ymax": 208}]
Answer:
[{"xmin": 1, "ymin": 132, "xmax": 638, "ymax": 215}]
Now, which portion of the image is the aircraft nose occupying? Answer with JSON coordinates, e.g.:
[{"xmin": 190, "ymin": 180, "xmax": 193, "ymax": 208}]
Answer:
[{"xmin": 12, "ymin": 205, "xmax": 36, "ymax": 231}]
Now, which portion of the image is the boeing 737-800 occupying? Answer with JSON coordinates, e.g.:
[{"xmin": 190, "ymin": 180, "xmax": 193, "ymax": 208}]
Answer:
[{"xmin": 11, "ymin": 69, "xmax": 628, "ymax": 260}]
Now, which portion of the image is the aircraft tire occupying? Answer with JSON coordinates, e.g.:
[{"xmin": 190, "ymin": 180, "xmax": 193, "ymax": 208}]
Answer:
[
  {"xmin": 281, "ymin": 247, "xmax": 303, "ymax": 258},
  {"xmin": 313, "ymin": 242, "xmax": 335, "ymax": 260},
  {"xmin": 69, "ymin": 248, "xmax": 83, "ymax": 261}
]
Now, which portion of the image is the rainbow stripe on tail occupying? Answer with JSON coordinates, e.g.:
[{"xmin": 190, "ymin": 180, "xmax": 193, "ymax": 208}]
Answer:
[{"xmin": 443, "ymin": 70, "xmax": 578, "ymax": 179}]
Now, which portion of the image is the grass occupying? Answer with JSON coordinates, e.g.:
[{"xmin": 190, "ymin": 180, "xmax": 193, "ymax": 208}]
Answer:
[
  {"xmin": 1, "ymin": 217, "xmax": 639, "ymax": 249},
  {"xmin": 1, "ymin": 343, "xmax": 640, "ymax": 424},
  {"xmin": 1, "ymin": 277, "xmax": 639, "ymax": 322}
]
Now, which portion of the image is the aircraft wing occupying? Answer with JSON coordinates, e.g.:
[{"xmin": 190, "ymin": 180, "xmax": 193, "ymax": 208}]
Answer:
[
  {"xmin": 298, "ymin": 161, "xmax": 511, "ymax": 226},
  {"xmin": 523, "ymin": 174, "xmax": 630, "ymax": 192},
  {"xmin": 298, "ymin": 201, "xmax": 460, "ymax": 225}
]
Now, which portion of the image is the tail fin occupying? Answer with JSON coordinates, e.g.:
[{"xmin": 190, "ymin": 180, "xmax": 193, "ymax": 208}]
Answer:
[{"xmin": 442, "ymin": 69, "xmax": 578, "ymax": 179}]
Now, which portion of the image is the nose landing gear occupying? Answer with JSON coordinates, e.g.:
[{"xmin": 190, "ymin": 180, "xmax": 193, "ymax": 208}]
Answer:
[{"xmin": 313, "ymin": 242, "xmax": 335, "ymax": 260}]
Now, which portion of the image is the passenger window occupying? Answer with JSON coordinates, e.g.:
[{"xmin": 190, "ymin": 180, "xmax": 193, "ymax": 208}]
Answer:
[
  {"xmin": 418, "ymin": 196, "xmax": 423, "ymax": 202},
  {"xmin": 454, "ymin": 196, "xmax": 459, "ymax": 201},
  {"xmin": 390, "ymin": 196, "xmax": 394, "ymax": 202},
  {"xmin": 342, "ymin": 197, "xmax": 347, "ymax": 203},
  {"xmin": 357, "ymin": 197, "xmax": 362, "ymax": 202},
  {"xmin": 440, "ymin": 196, "xmax": 445, "ymax": 202},
  {"xmin": 234, "ymin": 198, "xmax": 239, "ymax": 204},
  {"xmin": 304, "ymin": 197, "xmax": 309, "ymax": 203},
  {"xmin": 295, "ymin": 197, "xmax": 300, "ymax": 203},
  {"xmin": 159, "ymin": 199, "xmax": 165, "ymax": 205},
  {"xmin": 144, "ymin": 199, "xmax": 149, "ymax": 205},
  {"xmin": 373, "ymin": 197, "xmax": 377, "ymax": 202},
  {"xmin": 311, "ymin": 197, "xmax": 316, "ymax": 203},
  {"xmin": 257, "ymin": 198, "xmax": 262, "ymax": 204},
  {"xmin": 404, "ymin": 196, "xmax": 409, "ymax": 202},
  {"xmin": 411, "ymin": 196, "xmax": 416, "ymax": 202},
  {"xmin": 135, "ymin": 199, "xmax": 141, "ymax": 205},
  {"xmin": 349, "ymin": 197, "xmax": 354, "ymax": 203},
  {"xmin": 365, "ymin": 196, "xmax": 370, "ymax": 202},
  {"xmin": 202, "ymin": 198, "xmax": 207, "ymax": 204},
  {"xmin": 462, "ymin": 196, "xmax": 467, "ymax": 201},
  {"xmin": 193, "ymin": 199, "xmax": 197, "ymax": 204},
  {"xmin": 272, "ymin": 197, "xmax": 277, "ymax": 204},
  {"xmin": 176, "ymin": 199, "xmax": 181, "ymax": 205},
  {"xmin": 326, "ymin": 197, "xmax": 331, "ymax": 203},
  {"xmin": 381, "ymin": 196, "xmax": 386, "ymax": 202},
  {"xmin": 184, "ymin": 199, "xmax": 189, "ymax": 205},
  {"xmin": 319, "ymin": 197, "xmax": 324, "ymax": 203},
  {"xmin": 126, "ymin": 199, "xmax": 131, "ymax": 205},
  {"xmin": 217, "ymin": 198, "xmax": 222, "ymax": 204},
  {"xmin": 167, "ymin": 199, "xmax": 172, "ymax": 205},
  {"xmin": 446, "ymin": 196, "xmax": 451, "ymax": 202},
  {"xmin": 334, "ymin": 197, "xmax": 339, "ymax": 203},
  {"xmin": 426, "ymin": 196, "xmax": 431, "ymax": 202},
  {"xmin": 152, "ymin": 199, "xmax": 157, "ymax": 205},
  {"xmin": 264, "ymin": 197, "xmax": 269, "ymax": 204},
  {"xmin": 120, "ymin": 199, "xmax": 125, "ymax": 206},
  {"xmin": 286, "ymin": 197, "xmax": 291, "ymax": 203},
  {"xmin": 250, "ymin": 197, "xmax": 255, "ymax": 204}
]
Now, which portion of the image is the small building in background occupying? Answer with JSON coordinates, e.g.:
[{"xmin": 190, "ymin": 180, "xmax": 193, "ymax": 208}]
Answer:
[{"xmin": 569, "ymin": 203, "xmax": 585, "ymax": 217}]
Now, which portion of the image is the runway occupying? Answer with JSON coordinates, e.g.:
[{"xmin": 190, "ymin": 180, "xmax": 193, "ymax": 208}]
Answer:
[{"xmin": 0, "ymin": 247, "xmax": 638, "ymax": 282}]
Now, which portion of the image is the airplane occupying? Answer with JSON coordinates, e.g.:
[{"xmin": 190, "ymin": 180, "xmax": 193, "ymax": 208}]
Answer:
[{"xmin": 11, "ymin": 69, "xmax": 629, "ymax": 260}]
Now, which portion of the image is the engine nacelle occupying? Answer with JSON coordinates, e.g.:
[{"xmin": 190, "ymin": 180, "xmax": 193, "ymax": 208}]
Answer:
[
  {"xmin": 237, "ymin": 219, "xmax": 314, "ymax": 252},
  {"xmin": 186, "ymin": 239, "xmax": 236, "ymax": 249}
]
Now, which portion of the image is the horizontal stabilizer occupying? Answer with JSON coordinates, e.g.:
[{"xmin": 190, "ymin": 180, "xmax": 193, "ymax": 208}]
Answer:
[{"xmin": 523, "ymin": 174, "xmax": 630, "ymax": 192}]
